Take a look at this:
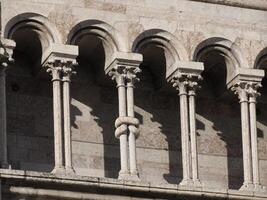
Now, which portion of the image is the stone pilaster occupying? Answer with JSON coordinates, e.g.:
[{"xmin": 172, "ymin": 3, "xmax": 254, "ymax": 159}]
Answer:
[
  {"xmin": 228, "ymin": 68, "xmax": 266, "ymax": 192},
  {"xmin": 166, "ymin": 61, "xmax": 204, "ymax": 186},
  {"xmin": 42, "ymin": 44, "xmax": 78, "ymax": 174},
  {"xmin": 0, "ymin": 38, "xmax": 15, "ymax": 169},
  {"xmin": 105, "ymin": 52, "xmax": 142, "ymax": 180}
]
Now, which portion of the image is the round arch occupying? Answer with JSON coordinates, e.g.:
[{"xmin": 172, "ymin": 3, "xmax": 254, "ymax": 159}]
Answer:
[
  {"xmin": 4, "ymin": 12, "xmax": 62, "ymax": 47},
  {"xmin": 67, "ymin": 19, "xmax": 124, "ymax": 58},
  {"xmin": 254, "ymin": 47, "xmax": 267, "ymax": 69},
  {"xmin": 193, "ymin": 37, "xmax": 248, "ymax": 83},
  {"xmin": 132, "ymin": 29, "xmax": 189, "ymax": 68}
]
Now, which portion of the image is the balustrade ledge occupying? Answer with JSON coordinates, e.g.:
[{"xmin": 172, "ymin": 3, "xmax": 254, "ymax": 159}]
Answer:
[{"xmin": 0, "ymin": 169, "xmax": 266, "ymax": 200}]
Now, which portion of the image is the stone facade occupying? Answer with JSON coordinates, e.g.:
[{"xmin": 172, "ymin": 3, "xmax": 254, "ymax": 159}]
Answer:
[{"xmin": 1, "ymin": 0, "xmax": 267, "ymax": 199}]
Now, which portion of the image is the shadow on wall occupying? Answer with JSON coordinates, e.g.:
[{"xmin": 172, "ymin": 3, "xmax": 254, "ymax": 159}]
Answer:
[
  {"xmin": 6, "ymin": 29, "xmax": 54, "ymax": 172},
  {"xmin": 134, "ymin": 46, "xmax": 182, "ymax": 184},
  {"xmin": 70, "ymin": 37, "xmax": 120, "ymax": 178},
  {"xmin": 196, "ymin": 57, "xmax": 243, "ymax": 189}
]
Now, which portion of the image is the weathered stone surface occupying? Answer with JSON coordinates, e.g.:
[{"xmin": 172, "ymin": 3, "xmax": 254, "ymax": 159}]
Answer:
[{"xmin": 1, "ymin": 0, "xmax": 267, "ymax": 199}]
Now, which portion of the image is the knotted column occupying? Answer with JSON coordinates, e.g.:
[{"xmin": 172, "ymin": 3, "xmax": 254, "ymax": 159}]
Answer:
[
  {"xmin": 126, "ymin": 66, "xmax": 141, "ymax": 180},
  {"xmin": 166, "ymin": 61, "xmax": 203, "ymax": 186},
  {"xmin": 42, "ymin": 44, "xmax": 78, "ymax": 174},
  {"xmin": 105, "ymin": 52, "xmax": 142, "ymax": 180},
  {"xmin": 228, "ymin": 68, "xmax": 265, "ymax": 192},
  {"xmin": 109, "ymin": 66, "xmax": 129, "ymax": 179},
  {"xmin": 62, "ymin": 63, "xmax": 76, "ymax": 174},
  {"xmin": 0, "ymin": 38, "xmax": 15, "ymax": 169}
]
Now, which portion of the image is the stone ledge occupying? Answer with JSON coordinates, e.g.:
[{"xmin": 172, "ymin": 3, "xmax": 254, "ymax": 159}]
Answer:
[
  {"xmin": 0, "ymin": 169, "xmax": 266, "ymax": 199},
  {"xmin": 189, "ymin": 0, "xmax": 267, "ymax": 11}
]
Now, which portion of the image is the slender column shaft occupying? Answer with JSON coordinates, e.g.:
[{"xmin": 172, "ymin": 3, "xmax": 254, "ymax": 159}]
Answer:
[
  {"xmin": 62, "ymin": 72, "xmax": 74, "ymax": 173},
  {"xmin": 117, "ymin": 75, "xmax": 129, "ymax": 177},
  {"xmin": 127, "ymin": 81, "xmax": 138, "ymax": 176},
  {"xmin": 51, "ymin": 68, "xmax": 64, "ymax": 172},
  {"xmin": 0, "ymin": 68, "xmax": 8, "ymax": 168},
  {"xmin": 249, "ymin": 96, "xmax": 259, "ymax": 185},
  {"xmin": 188, "ymin": 90, "xmax": 199, "ymax": 182},
  {"xmin": 239, "ymin": 91, "xmax": 252, "ymax": 185},
  {"xmin": 179, "ymin": 84, "xmax": 190, "ymax": 182}
]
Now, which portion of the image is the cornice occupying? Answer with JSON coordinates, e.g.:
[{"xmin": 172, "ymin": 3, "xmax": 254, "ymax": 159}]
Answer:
[{"xmin": 189, "ymin": 0, "xmax": 267, "ymax": 11}]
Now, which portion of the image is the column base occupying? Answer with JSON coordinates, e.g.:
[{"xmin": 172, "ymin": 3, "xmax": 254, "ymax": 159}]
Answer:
[
  {"xmin": 240, "ymin": 182, "xmax": 255, "ymax": 191},
  {"xmin": 192, "ymin": 179, "xmax": 202, "ymax": 187},
  {"xmin": 254, "ymin": 184, "xmax": 266, "ymax": 193},
  {"xmin": 65, "ymin": 167, "xmax": 75, "ymax": 175},
  {"xmin": 118, "ymin": 170, "xmax": 131, "ymax": 180},
  {"xmin": 128, "ymin": 172, "xmax": 140, "ymax": 182},
  {"xmin": 1, "ymin": 162, "xmax": 11, "ymax": 169},
  {"xmin": 179, "ymin": 179, "xmax": 194, "ymax": 186},
  {"xmin": 51, "ymin": 166, "xmax": 66, "ymax": 175}
]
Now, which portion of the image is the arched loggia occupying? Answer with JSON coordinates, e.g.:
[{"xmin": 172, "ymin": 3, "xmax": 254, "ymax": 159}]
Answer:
[
  {"xmin": 131, "ymin": 29, "xmax": 188, "ymax": 183},
  {"xmin": 4, "ymin": 13, "xmax": 61, "ymax": 172},
  {"xmin": 193, "ymin": 37, "xmax": 245, "ymax": 189},
  {"xmin": 67, "ymin": 20, "xmax": 123, "ymax": 178}
]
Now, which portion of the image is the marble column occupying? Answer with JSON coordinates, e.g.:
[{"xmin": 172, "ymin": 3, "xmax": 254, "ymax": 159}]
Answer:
[
  {"xmin": 105, "ymin": 52, "xmax": 143, "ymax": 180},
  {"xmin": 45, "ymin": 61, "xmax": 65, "ymax": 174},
  {"xmin": 232, "ymin": 82, "xmax": 253, "ymax": 189},
  {"xmin": 126, "ymin": 66, "xmax": 141, "ymax": 180},
  {"xmin": 166, "ymin": 62, "xmax": 204, "ymax": 186},
  {"xmin": 109, "ymin": 65, "xmax": 129, "ymax": 179},
  {"xmin": 177, "ymin": 80, "xmax": 190, "ymax": 184},
  {"xmin": 0, "ymin": 38, "xmax": 15, "ymax": 169},
  {"xmin": 247, "ymin": 82, "xmax": 264, "ymax": 191},
  {"xmin": 230, "ymin": 73, "xmax": 265, "ymax": 191},
  {"xmin": 62, "ymin": 63, "xmax": 76, "ymax": 174},
  {"xmin": 188, "ymin": 79, "xmax": 201, "ymax": 185},
  {"xmin": 42, "ymin": 44, "xmax": 78, "ymax": 174}
]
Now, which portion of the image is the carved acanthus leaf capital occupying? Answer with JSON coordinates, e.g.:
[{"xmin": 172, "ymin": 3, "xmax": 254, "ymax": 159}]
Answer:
[
  {"xmin": 126, "ymin": 66, "xmax": 141, "ymax": 86},
  {"xmin": 170, "ymin": 73, "xmax": 202, "ymax": 95},
  {"xmin": 0, "ymin": 40, "xmax": 15, "ymax": 70},
  {"xmin": 231, "ymin": 81, "xmax": 261, "ymax": 103},
  {"xmin": 108, "ymin": 65, "xmax": 128, "ymax": 87}
]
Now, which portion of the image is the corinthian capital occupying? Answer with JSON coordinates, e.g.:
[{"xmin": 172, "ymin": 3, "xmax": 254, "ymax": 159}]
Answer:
[
  {"xmin": 166, "ymin": 61, "xmax": 204, "ymax": 95},
  {"xmin": 108, "ymin": 65, "xmax": 127, "ymax": 87},
  {"xmin": 126, "ymin": 66, "xmax": 141, "ymax": 86},
  {"xmin": 105, "ymin": 52, "xmax": 143, "ymax": 86},
  {"xmin": 42, "ymin": 44, "xmax": 78, "ymax": 81},
  {"xmin": 227, "ymin": 68, "xmax": 264, "ymax": 103},
  {"xmin": 0, "ymin": 38, "xmax": 16, "ymax": 70}
]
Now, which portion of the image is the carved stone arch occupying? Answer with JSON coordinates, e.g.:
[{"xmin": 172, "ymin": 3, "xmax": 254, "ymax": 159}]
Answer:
[
  {"xmin": 4, "ymin": 12, "xmax": 62, "ymax": 49},
  {"xmin": 254, "ymin": 47, "xmax": 267, "ymax": 69},
  {"xmin": 4, "ymin": 12, "xmax": 62, "ymax": 74},
  {"xmin": 132, "ymin": 29, "xmax": 189, "ymax": 68},
  {"xmin": 131, "ymin": 29, "xmax": 189, "ymax": 89},
  {"xmin": 193, "ymin": 37, "xmax": 248, "ymax": 84},
  {"xmin": 67, "ymin": 19, "xmax": 125, "ymax": 65}
]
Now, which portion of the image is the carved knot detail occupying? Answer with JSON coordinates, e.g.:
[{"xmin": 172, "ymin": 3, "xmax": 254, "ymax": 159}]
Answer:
[{"xmin": 115, "ymin": 116, "xmax": 140, "ymax": 138}]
